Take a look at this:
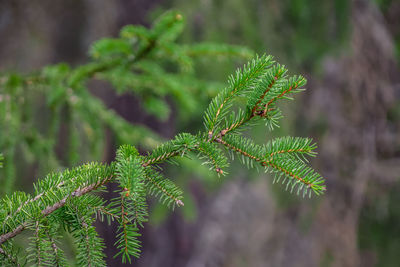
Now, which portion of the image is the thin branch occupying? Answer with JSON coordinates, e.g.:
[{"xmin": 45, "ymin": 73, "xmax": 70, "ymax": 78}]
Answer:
[
  {"xmin": 120, "ymin": 194, "xmax": 129, "ymax": 257},
  {"xmin": 215, "ymin": 138, "xmax": 263, "ymax": 162},
  {"xmin": 197, "ymin": 146, "xmax": 223, "ymax": 174},
  {"xmin": 207, "ymin": 63, "xmax": 268, "ymax": 140},
  {"xmin": 263, "ymin": 161, "xmax": 310, "ymax": 186},
  {"xmin": 215, "ymin": 137, "xmax": 314, "ymax": 187},
  {"xmin": 1, "ymin": 138, "xmax": 190, "ymax": 245},
  {"xmin": 93, "ymin": 206, "xmax": 120, "ymax": 221},
  {"xmin": 215, "ymin": 71, "xmax": 280, "ymax": 139},
  {"xmin": 144, "ymin": 174, "xmax": 184, "ymax": 207},
  {"xmin": 142, "ymin": 151, "xmax": 180, "ymax": 167},
  {"xmin": 250, "ymin": 72, "xmax": 280, "ymax": 116},
  {"xmin": 4, "ymin": 181, "xmax": 66, "ymax": 223},
  {"xmin": 0, "ymin": 176, "xmax": 113, "ymax": 245},
  {"xmin": 142, "ymin": 143, "xmax": 199, "ymax": 167},
  {"xmin": 262, "ymin": 81, "xmax": 300, "ymax": 114},
  {"xmin": 0, "ymin": 226, "xmax": 25, "ymax": 246}
]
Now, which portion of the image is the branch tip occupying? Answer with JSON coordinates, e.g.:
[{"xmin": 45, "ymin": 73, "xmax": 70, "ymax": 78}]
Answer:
[{"xmin": 176, "ymin": 200, "xmax": 184, "ymax": 207}]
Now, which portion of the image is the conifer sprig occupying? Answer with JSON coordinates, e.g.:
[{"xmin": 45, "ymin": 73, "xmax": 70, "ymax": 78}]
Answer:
[
  {"xmin": 265, "ymin": 154, "xmax": 325, "ymax": 197},
  {"xmin": 144, "ymin": 167, "xmax": 184, "ymax": 208},
  {"xmin": 197, "ymin": 140, "xmax": 229, "ymax": 175},
  {"xmin": 68, "ymin": 198, "xmax": 107, "ymax": 267},
  {"xmin": 115, "ymin": 145, "xmax": 148, "ymax": 228},
  {"xmin": 0, "ymin": 52, "xmax": 325, "ymax": 265},
  {"xmin": 199, "ymin": 53, "xmax": 324, "ymax": 198},
  {"xmin": 215, "ymin": 135, "xmax": 323, "ymax": 195},
  {"xmin": 204, "ymin": 54, "xmax": 274, "ymax": 139},
  {"xmin": 142, "ymin": 133, "xmax": 198, "ymax": 167},
  {"xmin": 112, "ymin": 195, "xmax": 141, "ymax": 263},
  {"xmin": 265, "ymin": 136, "xmax": 317, "ymax": 162}
]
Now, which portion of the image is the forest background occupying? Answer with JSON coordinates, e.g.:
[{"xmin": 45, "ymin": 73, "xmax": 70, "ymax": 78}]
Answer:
[{"xmin": 1, "ymin": 0, "xmax": 400, "ymax": 266}]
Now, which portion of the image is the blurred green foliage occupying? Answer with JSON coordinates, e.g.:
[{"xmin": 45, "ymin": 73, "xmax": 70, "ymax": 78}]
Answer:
[
  {"xmin": 0, "ymin": 10, "xmax": 253, "ymax": 197},
  {"xmin": 164, "ymin": 0, "xmax": 349, "ymax": 70},
  {"xmin": 359, "ymin": 185, "xmax": 400, "ymax": 267}
]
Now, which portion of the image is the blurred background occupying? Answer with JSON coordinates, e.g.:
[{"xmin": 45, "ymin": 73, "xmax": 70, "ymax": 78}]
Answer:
[{"xmin": 1, "ymin": 0, "xmax": 400, "ymax": 266}]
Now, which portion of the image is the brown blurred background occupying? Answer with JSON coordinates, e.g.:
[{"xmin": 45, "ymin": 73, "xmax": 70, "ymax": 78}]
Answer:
[{"xmin": 1, "ymin": 0, "xmax": 400, "ymax": 266}]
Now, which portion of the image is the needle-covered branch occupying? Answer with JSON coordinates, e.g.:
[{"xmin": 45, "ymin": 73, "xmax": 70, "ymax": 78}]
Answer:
[
  {"xmin": 0, "ymin": 50, "xmax": 325, "ymax": 265},
  {"xmin": 204, "ymin": 54, "xmax": 274, "ymax": 139}
]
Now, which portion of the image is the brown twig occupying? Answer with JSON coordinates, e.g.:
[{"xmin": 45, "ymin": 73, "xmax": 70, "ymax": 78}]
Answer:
[
  {"xmin": 4, "ymin": 181, "xmax": 66, "ymax": 223},
  {"xmin": 141, "ymin": 151, "xmax": 180, "ymax": 167},
  {"xmin": 0, "ymin": 176, "xmax": 112, "ymax": 245},
  {"xmin": 215, "ymin": 137, "xmax": 313, "ymax": 186},
  {"xmin": 214, "ymin": 72, "xmax": 281, "ymax": 141},
  {"xmin": 207, "ymin": 64, "xmax": 268, "ymax": 141}
]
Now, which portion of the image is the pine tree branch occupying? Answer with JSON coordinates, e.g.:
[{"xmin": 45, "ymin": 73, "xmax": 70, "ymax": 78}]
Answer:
[
  {"xmin": 3, "ymin": 181, "xmax": 66, "ymax": 223},
  {"xmin": 114, "ymin": 192, "xmax": 141, "ymax": 263},
  {"xmin": 71, "ymin": 9, "xmax": 183, "ymax": 87},
  {"xmin": 197, "ymin": 142, "xmax": 228, "ymax": 174},
  {"xmin": 141, "ymin": 133, "xmax": 199, "ymax": 166},
  {"xmin": 72, "ymin": 201, "xmax": 106, "ymax": 267},
  {"xmin": 68, "ymin": 25, "xmax": 158, "ymax": 88},
  {"xmin": 0, "ymin": 150, "xmax": 183, "ymax": 246},
  {"xmin": 261, "ymin": 78, "xmax": 303, "ymax": 115},
  {"xmin": 0, "ymin": 75, "xmax": 319, "ymax": 245},
  {"xmin": 0, "ymin": 226, "xmax": 25, "ymax": 246},
  {"xmin": 262, "ymin": 161, "xmax": 309, "ymax": 185},
  {"xmin": 215, "ymin": 136, "xmax": 321, "ymax": 190},
  {"xmin": 0, "ymin": 175, "xmax": 113, "ymax": 245},
  {"xmin": 144, "ymin": 173, "xmax": 184, "ymax": 207},
  {"xmin": 120, "ymin": 195, "xmax": 129, "ymax": 258},
  {"xmin": 141, "ymin": 151, "xmax": 181, "ymax": 167},
  {"xmin": 42, "ymin": 176, "xmax": 113, "ymax": 215},
  {"xmin": 0, "ymin": 48, "xmax": 325, "ymax": 264},
  {"xmin": 250, "ymin": 69, "xmax": 281, "ymax": 117},
  {"xmin": 94, "ymin": 206, "xmax": 120, "ymax": 221},
  {"xmin": 215, "ymin": 137, "xmax": 263, "ymax": 163},
  {"xmin": 215, "ymin": 67, "xmax": 284, "ymax": 138},
  {"xmin": 204, "ymin": 55, "xmax": 274, "ymax": 140}
]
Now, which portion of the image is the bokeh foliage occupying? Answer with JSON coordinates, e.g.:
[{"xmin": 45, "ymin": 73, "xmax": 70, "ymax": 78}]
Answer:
[{"xmin": 0, "ymin": 10, "xmax": 253, "ymax": 196}]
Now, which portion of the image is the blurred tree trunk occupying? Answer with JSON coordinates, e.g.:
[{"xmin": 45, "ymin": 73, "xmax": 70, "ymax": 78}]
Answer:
[
  {"xmin": 302, "ymin": 1, "xmax": 400, "ymax": 266},
  {"xmin": 286, "ymin": 1, "xmax": 399, "ymax": 266},
  {"xmin": 157, "ymin": 1, "xmax": 399, "ymax": 266}
]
